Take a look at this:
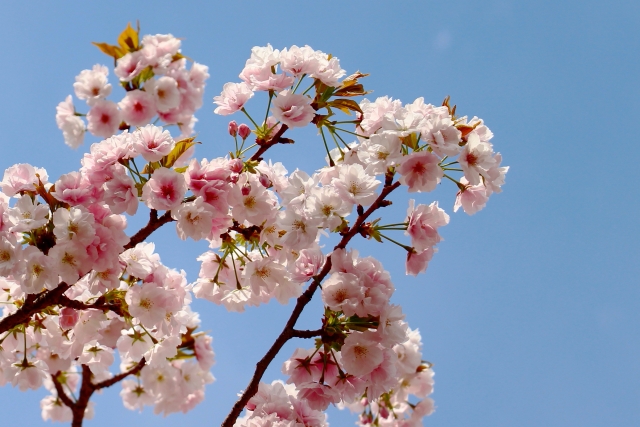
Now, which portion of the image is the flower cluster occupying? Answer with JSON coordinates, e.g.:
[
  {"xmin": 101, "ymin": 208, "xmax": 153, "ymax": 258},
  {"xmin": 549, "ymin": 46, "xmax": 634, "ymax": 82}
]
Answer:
[
  {"xmin": 269, "ymin": 249, "xmax": 434, "ymax": 426},
  {"xmin": 56, "ymin": 24, "xmax": 209, "ymax": 149},
  {"xmin": 0, "ymin": 161, "xmax": 214, "ymax": 420},
  {"xmin": 1, "ymin": 28, "xmax": 508, "ymax": 427}
]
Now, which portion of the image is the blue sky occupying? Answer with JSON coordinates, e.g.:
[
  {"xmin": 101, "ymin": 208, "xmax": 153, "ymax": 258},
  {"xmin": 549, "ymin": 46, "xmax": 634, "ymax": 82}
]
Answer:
[{"xmin": 0, "ymin": 1, "xmax": 638, "ymax": 426}]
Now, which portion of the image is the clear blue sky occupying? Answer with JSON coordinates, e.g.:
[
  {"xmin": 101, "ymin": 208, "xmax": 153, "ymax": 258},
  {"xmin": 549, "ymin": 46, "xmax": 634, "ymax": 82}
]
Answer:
[{"xmin": 0, "ymin": 1, "xmax": 638, "ymax": 426}]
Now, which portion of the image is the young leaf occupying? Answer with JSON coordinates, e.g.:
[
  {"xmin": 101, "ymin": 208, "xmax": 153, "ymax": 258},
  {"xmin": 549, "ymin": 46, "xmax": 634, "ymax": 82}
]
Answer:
[
  {"xmin": 91, "ymin": 42, "xmax": 125, "ymax": 60},
  {"xmin": 160, "ymin": 137, "xmax": 199, "ymax": 168},
  {"xmin": 117, "ymin": 22, "xmax": 139, "ymax": 53},
  {"xmin": 333, "ymin": 84, "xmax": 369, "ymax": 97},
  {"xmin": 327, "ymin": 99, "xmax": 363, "ymax": 115}
]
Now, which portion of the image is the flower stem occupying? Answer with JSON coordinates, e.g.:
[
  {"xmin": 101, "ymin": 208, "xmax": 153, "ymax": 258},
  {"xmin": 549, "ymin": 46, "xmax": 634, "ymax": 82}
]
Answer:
[
  {"xmin": 241, "ymin": 108, "xmax": 260, "ymax": 129},
  {"xmin": 443, "ymin": 173, "xmax": 462, "ymax": 185},
  {"xmin": 264, "ymin": 91, "xmax": 273, "ymax": 126},
  {"xmin": 291, "ymin": 74, "xmax": 306, "ymax": 94},
  {"xmin": 378, "ymin": 233, "xmax": 413, "ymax": 252},
  {"xmin": 320, "ymin": 127, "xmax": 335, "ymax": 167},
  {"xmin": 302, "ymin": 82, "xmax": 315, "ymax": 95},
  {"xmin": 333, "ymin": 127, "xmax": 369, "ymax": 139}
]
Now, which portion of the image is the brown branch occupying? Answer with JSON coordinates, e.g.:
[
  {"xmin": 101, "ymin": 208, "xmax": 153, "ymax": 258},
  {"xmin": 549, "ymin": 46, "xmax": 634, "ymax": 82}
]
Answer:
[
  {"xmin": 51, "ymin": 372, "xmax": 76, "ymax": 409},
  {"xmin": 291, "ymin": 329, "xmax": 323, "ymax": 339},
  {"xmin": 0, "ymin": 282, "xmax": 70, "ymax": 334},
  {"xmin": 95, "ymin": 357, "xmax": 146, "ymax": 389},
  {"xmin": 0, "ymin": 208, "xmax": 175, "ymax": 335},
  {"xmin": 59, "ymin": 358, "xmax": 146, "ymax": 427},
  {"xmin": 125, "ymin": 209, "xmax": 175, "ymax": 250},
  {"xmin": 250, "ymin": 124, "xmax": 289, "ymax": 162},
  {"xmin": 71, "ymin": 365, "xmax": 94, "ymax": 427},
  {"xmin": 221, "ymin": 178, "xmax": 401, "ymax": 427},
  {"xmin": 58, "ymin": 295, "xmax": 126, "ymax": 317}
]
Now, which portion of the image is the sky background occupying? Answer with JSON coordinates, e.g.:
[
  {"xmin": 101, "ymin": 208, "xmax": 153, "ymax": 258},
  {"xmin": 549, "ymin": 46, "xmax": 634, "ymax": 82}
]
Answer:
[{"xmin": 0, "ymin": 1, "xmax": 639, "ymax": 426}]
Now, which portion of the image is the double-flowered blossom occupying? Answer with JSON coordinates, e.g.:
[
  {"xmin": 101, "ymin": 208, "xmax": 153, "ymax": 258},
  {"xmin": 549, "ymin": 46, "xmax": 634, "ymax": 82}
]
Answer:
[
  {"xmin": 1, "ymin": 31, "xmax": 508, "ymax": 427},
  {"xmin": 56, "ymin": 29, "xmax": 209, "ymax": 148}
]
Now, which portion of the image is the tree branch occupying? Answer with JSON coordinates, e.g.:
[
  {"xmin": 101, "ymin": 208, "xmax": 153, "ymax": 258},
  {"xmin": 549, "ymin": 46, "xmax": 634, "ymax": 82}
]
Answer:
[
  {"xmin": 125, "ymin": 209, "xmax": 175, "ymax": 250},
  {"xmin": 250, "ymin": 124, "xmax": 290, "ymax": 162},
  {"xmin": 221, "ymin": 178, "xmax": 401, "ymax": 427},
  {"xmin": 0, "ymin": 208, "xmax": 175, "ymax": 335},
  {"xmin": 0, "ymin": 282, "xmax": 70, "ymax": 334},
  {"xmin": 51, "ymin": 372, "xmax": 76, "ymax": 409},
  {"xmin": 58, "ymin": 294, "xmax": 126, "ymax": 317},
  {"xmin": 95, "ymin": 357, "xmax": 146, "ymax": 390},
  {"xmin": 291, "ymin": 329, "xmax": 323, "ymax": 339},
  {"xmin": 59, "ymin": 358, "xmax": 146, "ymax": 427}
]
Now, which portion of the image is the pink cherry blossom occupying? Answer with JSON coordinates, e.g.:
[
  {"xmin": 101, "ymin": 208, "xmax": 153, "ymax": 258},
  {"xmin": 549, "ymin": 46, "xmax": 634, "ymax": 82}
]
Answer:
[
  {"xmin": 405, "ymin": 247, "xmax": 434, "ymax": 276},
  {"xmin": 51, "ymin": 172, "xmax": 96, "ymax": 206},
  {"xmin": 87, "ymin": 99, "xmax": 122, "ymax": 138},
  {"xmin": 1, "ymin": 163, "xmax": 44, "ymax": 196},
  {"xmin": 321, "ymin": 272, "xmax": 364, "ymax": 317},
  {"xmin": 458, "ymin": 131, "xmax": 496, "ymax": 185},
  {"xmin": 406, "ymin": 200, "xmax": 449, "ymax": 253},
  {"xmin": 133, "ymin": 124, "xmax": 175, "ymax": 162},
  {"xmin": 146, "ymin": 76, "xmax": 181, "ymax": 112},
  {"xmin": 341, "ymin": 332, "xmax": 384, "ymax": 377},
  {"xmin": 119, "ymin": 89, "xmax": 157, "ymax": 127},
  {"xmin": 59, "ymin": 307, "xmax": 80, "ymax": 330},
  {"xmin": 56, "ymin": 95, "xmax": 86, "ymax": 148},
  {"xmin": 332, "ymin": 163, "xmax": 380, "ymax": 207},
  {"xmin": 271, "ymin": 90, "xmax": 315, "ymax": 128},
  {"xmin": 397, "ymin": 150, "xmax": 443, "ymax": 193},
  {"xmin": 454, "ymin": 178, "xmax": 490, "ymax": 215},
  {"xmin": 172, "ymin": 197, "xmax": 217, "ymax": 241},
  {"xmin": 114, "ymin": 51, "xmax": 147, "ymax": 82},
  {"xmin": 213, "ymin": 82, "xmax": 254, "ymax": 115},
  {"xmin": 73, "ymin": 64, "xmax": 112, "ymax": 105},
  {"xmin": 142, "ymin": 167, "xmax": 187, "ymax": 211}
]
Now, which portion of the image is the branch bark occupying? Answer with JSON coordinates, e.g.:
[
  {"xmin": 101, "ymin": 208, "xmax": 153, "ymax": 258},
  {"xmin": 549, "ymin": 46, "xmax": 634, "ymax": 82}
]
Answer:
[
  {"xmin": 52, "ymin": 359, "xmax": 146, "ymax": 427},
  {"xmin": 125, "ymin": 209, "xmax": 175, "ymax": 250},
  {"xmin": 0, "ymin": 209, "xmax": 174, "ymax": 335},
  {"xmin": 0, "ymin": 282, "xmax": 70, "ymax": 334},
  {"xmin": 250, "ymin": 124, "xmax": 290, "ymax": 162},
  {"xmin": 221, "ymin": 178, "xmax": 401, "ymax": 427}
]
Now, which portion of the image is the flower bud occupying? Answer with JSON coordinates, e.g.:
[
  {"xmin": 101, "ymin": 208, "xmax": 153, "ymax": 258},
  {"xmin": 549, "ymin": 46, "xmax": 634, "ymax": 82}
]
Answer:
[
  {"xmin": 59, "ymin": 307, "xmax": 79, "ymax": 330},
  {"xmin": 228, "ymin": 120, "xmax": 238, "ymax": 137},
  {"xmin": 241, "ymin": 182, "xmax": 252, "ymax": 196},
  {"xmin": 359, "ymin": 413, "xmax": 372, "ymax": 425},
  {"xmin": 228, "ymin": 158, "xmax": 243, "ymax": 173},
  {"xmin": 238, "ymin": 123, "xmax": 251, "ymax": 140},
  {"xmin": 258, "ymin": 173, "xmax": 272, "ymax": 188},
  {"xmin": 379, "ymin": 405, "xmax": 390, "ymax": 419}
]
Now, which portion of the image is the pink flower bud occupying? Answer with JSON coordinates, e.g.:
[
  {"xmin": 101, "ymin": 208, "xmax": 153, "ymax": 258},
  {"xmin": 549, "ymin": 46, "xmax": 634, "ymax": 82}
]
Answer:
[
  {"xmin": 238, "ymin": 124, "xmax": 251, "ymax": 140},
  {"xmin": 241, "ymin": 182, "xmax": 251, "ymax": 196},
  {"xmin": 59, "ymin": 307, "xmax": 79, "ymax": 330},
  {"xmin": 360, "ymin": 413, "xmax": 372, "ymax": 425},
  {"xmin": 228, "ymin": 158, "xmax": 243, "ymax": 173},
  {"xmin": 229, "ymin": 174, "xmax": 239, "ymax": 184},
  {"xmin": 258, "ymin": 173, "xmax": 272, "ymax": 188},
  {"xmin": 379, "ymin": 405, "xmax": 390, "ymax": 418},
  {"xmin": 228, "ymin": 120, "xmax": 238, "ymax": 137}
]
